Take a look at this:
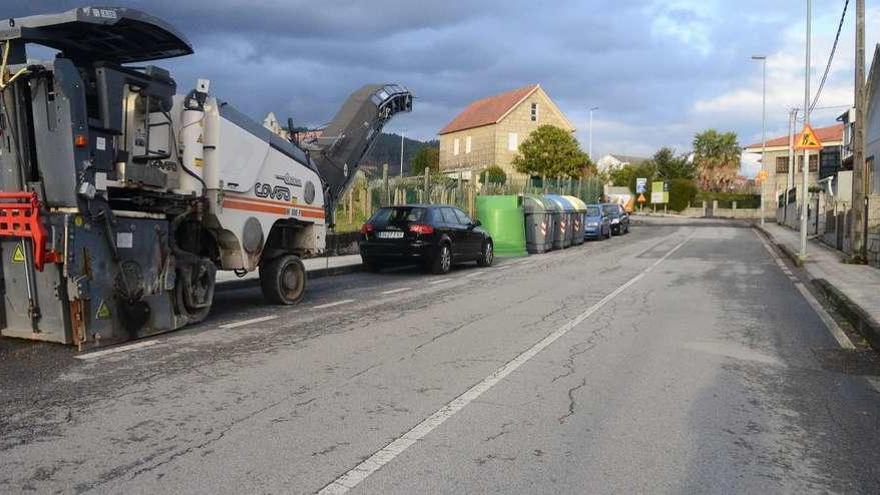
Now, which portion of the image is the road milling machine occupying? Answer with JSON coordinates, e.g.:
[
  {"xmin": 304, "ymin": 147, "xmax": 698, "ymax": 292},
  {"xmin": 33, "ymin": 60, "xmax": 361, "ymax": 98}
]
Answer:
[{"xmin": 0, "ymin": 7, "xmax": 412, "ymax": 348}]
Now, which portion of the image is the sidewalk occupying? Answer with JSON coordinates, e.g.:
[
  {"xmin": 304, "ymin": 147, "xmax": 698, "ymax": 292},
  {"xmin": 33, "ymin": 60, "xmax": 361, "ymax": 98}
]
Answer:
[
  {"xmin": 758, "ymin": 223, "xmax": 880, "ymax": 348},
  {"xmin": 215, "ymin": 254, "xmax": 363, "ymax": 287}
]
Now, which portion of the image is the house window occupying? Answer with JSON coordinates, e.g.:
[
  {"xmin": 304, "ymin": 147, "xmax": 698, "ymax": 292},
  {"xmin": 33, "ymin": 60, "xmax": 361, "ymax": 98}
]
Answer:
[
  {"xmin": 819, "ymin": 146, "xmax": 841, "ymax": 179},
  {"xmin": 465, "ymin": 136, "xmax": 472, "ymax": 154},
  {"xmin": 531, "ymin": 103, "xmax": 538, "ymax": 122},
  {"xmin": 776, "ymin": 156, "xmax": 789, "ymax": 174},
  {"xmin": 508, "ymin": 132, "xmax": 518, "ymax": 151},
  {"xmin": 453, "ymin": 138, "xmax": 460, "ymax": 156},
  {"xmin": 796, "ymin": 154, "xmax": 819, "ymax": 172}
]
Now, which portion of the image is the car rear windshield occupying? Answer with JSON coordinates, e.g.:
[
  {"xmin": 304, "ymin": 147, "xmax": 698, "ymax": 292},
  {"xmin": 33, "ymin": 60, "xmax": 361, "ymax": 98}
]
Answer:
[
  {"xmin": 587, "ymin": 206, "xmax": 601, "ymax": 217},
  {"xmin": 602, "ymin": 205, "xmax": 620, "ymax": 216},
  {"xmin": 370, "ymin": 207, "xmax": 427, "ymax": 225}
]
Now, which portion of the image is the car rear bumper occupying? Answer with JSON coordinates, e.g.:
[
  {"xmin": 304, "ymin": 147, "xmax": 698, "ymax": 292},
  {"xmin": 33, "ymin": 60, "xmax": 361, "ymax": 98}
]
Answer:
[{"xmin": 360, "ymin": 241, "xmax": 436, "ymax": 262}]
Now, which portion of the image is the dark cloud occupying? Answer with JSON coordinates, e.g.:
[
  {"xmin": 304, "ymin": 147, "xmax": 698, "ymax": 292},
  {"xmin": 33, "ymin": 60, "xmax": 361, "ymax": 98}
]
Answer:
[{"xmin": 3, "ymin": 0, "xmax": 857, "ymax": 158}]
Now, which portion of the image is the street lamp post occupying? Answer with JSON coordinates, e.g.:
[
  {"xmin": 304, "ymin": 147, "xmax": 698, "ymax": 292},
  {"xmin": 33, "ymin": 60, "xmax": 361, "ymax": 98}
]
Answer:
[
  {"xmin": 588, "ymin": 106, "xmax": 599, "ymax": 159},
  {"xmin": 752, "ymin": 55, "xmax": 767, "ymax": 227}
]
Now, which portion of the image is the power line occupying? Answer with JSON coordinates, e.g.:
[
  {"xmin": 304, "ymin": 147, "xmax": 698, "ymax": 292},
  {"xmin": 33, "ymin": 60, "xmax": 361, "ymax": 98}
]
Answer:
[{"xmin": 811, "ymin": 0, "xmax": 850, "ymax": 111}]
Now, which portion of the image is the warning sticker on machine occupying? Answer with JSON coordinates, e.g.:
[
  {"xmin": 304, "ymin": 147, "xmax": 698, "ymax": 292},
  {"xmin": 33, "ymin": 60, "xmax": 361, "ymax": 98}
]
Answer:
[
  {"xmin": 11, "ymin": 244, "xmax": 25, "ymax": 263},
  {"xmin": 96, "ymin": 136, "xmax": 106, "ymax": 151},
  {"xmin": 116, "ymin": 232, "xmax": 133, "ymax": 249},
  {"xmin": 96, "ymin": 300, "xmax": 111, "ymax": 320}
]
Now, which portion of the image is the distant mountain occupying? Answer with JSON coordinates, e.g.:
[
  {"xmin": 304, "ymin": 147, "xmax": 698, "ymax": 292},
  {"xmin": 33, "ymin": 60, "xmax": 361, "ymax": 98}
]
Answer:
[{"xmin": 361, "ymin": 133, "xmax": 439, "ymax": 177}]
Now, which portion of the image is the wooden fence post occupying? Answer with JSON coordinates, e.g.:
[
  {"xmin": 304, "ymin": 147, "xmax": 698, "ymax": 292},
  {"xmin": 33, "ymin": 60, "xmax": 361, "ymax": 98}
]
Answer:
[
  {"xmin": 348, "ymin": 188, "xmax": 353, "ymax": 224},
  {"xmin": 382, "ymin": 163, "xmax": 389, "ymax": 206},
  {"xmin": 423, "ymin": 168, "xmax": 430, "ymax": 204},
  {"xmin": 366, "ymin": 183, "xmax": 372, "ymax": 217}
]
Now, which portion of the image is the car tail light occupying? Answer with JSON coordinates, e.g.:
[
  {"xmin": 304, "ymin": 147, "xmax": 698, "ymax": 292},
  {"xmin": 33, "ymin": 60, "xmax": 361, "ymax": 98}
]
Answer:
[
  {"xmin": 361, "ymin": 223, "xmax": 374, "ymax": 234},
  {"xmin": 409, "ymin": 223, "xmax": 434, "ymax": 235}
]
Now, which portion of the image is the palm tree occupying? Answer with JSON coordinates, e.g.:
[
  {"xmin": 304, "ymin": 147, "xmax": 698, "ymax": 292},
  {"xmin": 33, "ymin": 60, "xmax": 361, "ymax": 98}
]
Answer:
[{"xmin": 692, "ymin": 130, "xmax": 741, "ymax": 192}]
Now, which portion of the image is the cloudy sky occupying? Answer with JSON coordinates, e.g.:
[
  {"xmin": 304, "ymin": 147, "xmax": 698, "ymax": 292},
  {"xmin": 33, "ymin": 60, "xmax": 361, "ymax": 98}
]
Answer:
[{"xmin": 8, "ymin": 0, "xmax": 880, "ymax": 176}]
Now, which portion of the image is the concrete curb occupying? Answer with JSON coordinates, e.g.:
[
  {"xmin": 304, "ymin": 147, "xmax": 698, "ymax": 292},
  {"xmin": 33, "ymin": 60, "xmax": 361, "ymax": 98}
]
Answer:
[
  {"xmin": 755, "ymin": 224, "xmax": 803, "ymax": 267},
  {"xmin": 215, "ymin": 262, "xmax": 363, "ymax": 292},
  {"xmin": 812, "ymin": 279, "xmax": 880, "ymax": 350},
  {"xmin": 756, "ymin": 225, "xmax": 880, "ymax": 349}
]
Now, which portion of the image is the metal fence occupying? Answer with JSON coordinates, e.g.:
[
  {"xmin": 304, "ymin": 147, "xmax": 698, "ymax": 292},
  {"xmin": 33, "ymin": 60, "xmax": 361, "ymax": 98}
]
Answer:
[{"xmin": 334, "ymin": 165, "xmax": 604, "ymax": 231}]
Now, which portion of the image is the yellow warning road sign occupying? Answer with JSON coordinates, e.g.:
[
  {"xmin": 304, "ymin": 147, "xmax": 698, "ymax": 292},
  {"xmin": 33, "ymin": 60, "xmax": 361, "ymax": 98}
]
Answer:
[
  {"xmin": 637, "ymin": 193, "xmax": 646, "ymax": 203},
  {"xmin": 795, "ymin": 124, "xmax": 823, "ymax": 151},
  {"xmin": 96, "ymin": 300, "xmax": 111, "ymax": 320},
  {"xmin": 11, "ymin": 244, "xmax": 25, "ymax": 263}
]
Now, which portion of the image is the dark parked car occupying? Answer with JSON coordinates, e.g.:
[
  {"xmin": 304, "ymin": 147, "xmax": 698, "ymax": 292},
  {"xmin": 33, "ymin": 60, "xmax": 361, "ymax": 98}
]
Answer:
[
  {"xmin": 360, "ymin": 205, "xmax": 494, "ymax": 274},
  {"xmin": 584, "ymin": 204, "xmax": 611, "ymax": 239},
  {"xmin": 602, "ymin": 203, "xmax": 630, "ymax": 235}
]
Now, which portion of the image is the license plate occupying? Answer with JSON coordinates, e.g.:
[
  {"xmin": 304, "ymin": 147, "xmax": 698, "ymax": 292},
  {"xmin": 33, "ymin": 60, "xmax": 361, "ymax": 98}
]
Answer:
[{"xmin": 376, "ymin": 231, "xmax": 403, "ymax": 239}]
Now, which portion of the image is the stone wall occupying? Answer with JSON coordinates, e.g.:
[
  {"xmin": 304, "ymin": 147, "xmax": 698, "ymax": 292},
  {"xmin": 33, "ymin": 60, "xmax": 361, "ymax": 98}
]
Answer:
[
  {"xmin": 493, "ymin": 89, "xmax": 574, "ymax": 178},
  {"xmin": 439, "ymin": 124, "xmax": 497, "ymax": 172}
]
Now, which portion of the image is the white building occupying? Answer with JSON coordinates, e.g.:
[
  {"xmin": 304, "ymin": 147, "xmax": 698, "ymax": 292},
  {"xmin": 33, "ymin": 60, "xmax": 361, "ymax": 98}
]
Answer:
[{"xmin": 596, "ymin": 154, "xmax": 650, "ymax": 173}]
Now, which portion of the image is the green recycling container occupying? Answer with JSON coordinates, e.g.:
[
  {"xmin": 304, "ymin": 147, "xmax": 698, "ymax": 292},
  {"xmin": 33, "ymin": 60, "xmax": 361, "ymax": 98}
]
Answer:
[{"xmin": 475, "ymin": 195, "xmax": 528, "ymax": 257}]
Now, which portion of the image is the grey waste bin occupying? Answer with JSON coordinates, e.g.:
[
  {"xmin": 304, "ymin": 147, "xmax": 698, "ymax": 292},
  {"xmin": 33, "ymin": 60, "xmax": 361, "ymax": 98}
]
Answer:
[
  {"xmin": 563, "ymin": 195, "xmax": 587, "ymax": 246},
  {"xmin": 544, "ymin": 194, "xmax": 572, "ymax": 249},
  {"xmin": 523, "ymin": 195, "xmax": 555, "ymax": 254}
]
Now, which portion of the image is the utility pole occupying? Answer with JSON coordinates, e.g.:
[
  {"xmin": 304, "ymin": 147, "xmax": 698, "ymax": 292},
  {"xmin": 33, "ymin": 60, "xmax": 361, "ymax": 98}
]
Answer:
[
  {"xmin": 787, "ymin": 108, "xmax": 798, "ymax": 220},
  {"xmin": 399, "ymin": 130, "xmax": 405, "ymax": 179},
  {"xmin": 588, "ymin": 106, "xmax": 598, "ymax": 159},
  {"xmin": 799, "ymin": 0, "xmax": 811, "ymax": 261},
  {"xmin": 852, "ymin": 0, "xmax": 867, "ymax": 261},
  {"xmin": 789, "ymin": 109, "xmax": 798, "ymax": 194},
  {"xmin": 753, "ymin": 55, "xmax": 767, "ymax": 226}
]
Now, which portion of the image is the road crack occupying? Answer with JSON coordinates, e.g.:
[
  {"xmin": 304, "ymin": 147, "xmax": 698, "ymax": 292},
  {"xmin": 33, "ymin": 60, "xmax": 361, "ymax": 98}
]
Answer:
[{"xmin": 558, "ymin": 378, "xmax": 587, "ymax": 424}]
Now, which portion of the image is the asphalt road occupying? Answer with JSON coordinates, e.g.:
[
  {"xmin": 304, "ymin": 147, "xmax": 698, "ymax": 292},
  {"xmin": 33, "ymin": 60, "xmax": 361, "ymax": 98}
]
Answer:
[{"xmin": 2, "ymin": 218, "xmax": 880, "ymax": 493}]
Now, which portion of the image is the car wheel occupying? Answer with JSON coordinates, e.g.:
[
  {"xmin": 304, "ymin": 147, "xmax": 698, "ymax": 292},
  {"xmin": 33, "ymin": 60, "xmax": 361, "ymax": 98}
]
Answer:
[
  {"xmin": 431, "ymin": 243, "xmax": 452, "ymax": 274},
  {"xmin": 477, "ymin": 240, "xmax": 494, "ymax": 267},
  {"xmin": 605, "ymin": 229, "xmax": 611, "ymax": 239},
  {"xmin": 260, "ymin": 254, "xmax": 307, "ymax": 305}
]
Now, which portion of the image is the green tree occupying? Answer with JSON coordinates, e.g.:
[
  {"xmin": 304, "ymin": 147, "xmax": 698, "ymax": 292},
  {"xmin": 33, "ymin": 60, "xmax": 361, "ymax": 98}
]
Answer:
[
  {"xmin": 653, "ymin": 147, "xmax": 695, "ymax": 180},
  {"xmin": 512, "ymin": 125, "xmax": 592, "ymax": 178},
  {"xmin": 692, "ymin": 130, "xmax": 741, "ymax": 192},
  {"xmin": 411, "ymin": 147, "xmax": 440, "ymax": 175},
  {"xmin": 479, "ymin": 166, "xmax": 507, "ymax": 185},
  {"xmin": 667, "ymin": 178, "xmax": 698, "ymax": 211},
  {"xmin": 609, "ymin": 161, "xmax": 657, "ymax": 196}
]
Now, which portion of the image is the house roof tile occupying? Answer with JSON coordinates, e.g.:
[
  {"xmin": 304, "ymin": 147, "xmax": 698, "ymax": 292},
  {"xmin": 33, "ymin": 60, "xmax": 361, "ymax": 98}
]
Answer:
[
  {"xmin": 438, "ymin": 84, "xmax": 539, "ymax": 135},
  {"xmin": 744, "ymin": 123, "xmax": 843, "ymax": 149}
]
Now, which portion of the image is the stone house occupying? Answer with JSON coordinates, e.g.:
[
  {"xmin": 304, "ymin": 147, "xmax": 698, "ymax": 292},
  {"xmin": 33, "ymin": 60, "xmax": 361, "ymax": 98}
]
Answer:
[
  {"xmin": 742, "ymin": 123, "xmax": 843, "ymax": 222},
  {"xmin": 437, "ymin": 84, "xmax": 575, "ymax": 180}
]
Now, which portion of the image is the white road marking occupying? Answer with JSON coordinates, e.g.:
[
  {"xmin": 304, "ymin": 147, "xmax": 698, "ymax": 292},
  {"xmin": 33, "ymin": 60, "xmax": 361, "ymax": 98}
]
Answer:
[
  {"xmin": 312, "ymin": 299, "xmax": 355, "ymax": 310},
  {"xmin": 754, "ymin": 230, "xmax": 855, "ymax": 350},
  {"xmin": 219, "ymin": 315, "xmax": 278, "ymax": 329},
  {"xmin": 317, "ymin": 232, "xmax": 694, "ymax": 495},
  {"xmin": 428, "ymin": 278, "xmax": 451, "ymax": 285},
  {"xmin": 75, "ymin": 340, "xmax": 157, "ymax": 360},
  {"xmin": 380, "ymin": 287, "xmax": 412, "ymax": 295},
  {"xmin": 464, "ymin": 270, "xmax": 483, "ymax": 278}
]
